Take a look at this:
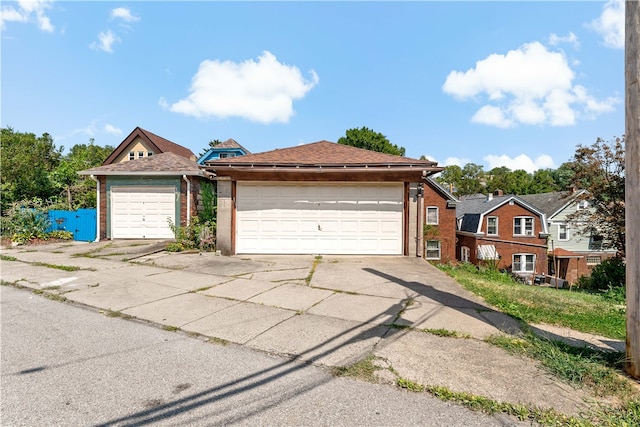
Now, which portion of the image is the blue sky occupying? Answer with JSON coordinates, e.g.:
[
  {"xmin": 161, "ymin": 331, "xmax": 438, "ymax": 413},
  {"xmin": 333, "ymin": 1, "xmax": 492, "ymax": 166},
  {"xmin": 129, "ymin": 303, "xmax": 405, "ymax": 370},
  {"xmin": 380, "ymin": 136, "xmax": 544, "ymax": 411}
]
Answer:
[{"xmin": 1, "ymin": 1, "xmax": 625, "ymax": 173}]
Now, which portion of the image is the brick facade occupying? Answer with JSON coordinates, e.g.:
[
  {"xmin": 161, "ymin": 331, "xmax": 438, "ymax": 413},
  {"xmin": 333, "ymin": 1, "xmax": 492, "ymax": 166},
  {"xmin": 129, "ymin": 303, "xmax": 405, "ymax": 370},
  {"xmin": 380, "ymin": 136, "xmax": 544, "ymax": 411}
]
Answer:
[
  {"xmin": 423, "ymin": 183, "xmax": 456, "ymax": 263},
  {"xmin": 457, "ymin": 199, "xmax": 548, "ymax": 277}
]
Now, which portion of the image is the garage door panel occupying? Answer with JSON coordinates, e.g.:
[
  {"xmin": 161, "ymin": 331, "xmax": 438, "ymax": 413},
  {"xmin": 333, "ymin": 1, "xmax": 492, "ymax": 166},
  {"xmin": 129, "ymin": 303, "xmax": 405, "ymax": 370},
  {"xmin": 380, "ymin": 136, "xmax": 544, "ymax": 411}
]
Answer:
[
  {"xmin": 236, "ymin": 182, "xmax": 403, "ymax": 255},
  {"xmin": 111, "ymin": 186, "xmax": 175, "ymax": 239}
]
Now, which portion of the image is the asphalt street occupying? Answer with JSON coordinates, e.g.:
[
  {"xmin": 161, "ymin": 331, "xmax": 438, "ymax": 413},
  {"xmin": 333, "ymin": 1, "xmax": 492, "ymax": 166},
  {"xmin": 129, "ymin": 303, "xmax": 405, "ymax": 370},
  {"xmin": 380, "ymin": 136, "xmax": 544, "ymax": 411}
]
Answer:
[{"xmin": 0, "ymin": 285, "xmax": 518, "ymax": 427}]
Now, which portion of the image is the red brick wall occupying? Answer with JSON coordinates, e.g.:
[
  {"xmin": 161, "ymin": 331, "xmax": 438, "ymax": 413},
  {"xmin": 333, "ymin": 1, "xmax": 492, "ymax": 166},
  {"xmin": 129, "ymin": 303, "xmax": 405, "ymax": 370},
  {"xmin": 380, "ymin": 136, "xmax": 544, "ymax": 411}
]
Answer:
[
  {"xmin": 98, "ymin": 177, "xmax": 107, "ymax": 240},
  {"xmin": 457, "ymin": 201, "xmax": 548, "ymax": 274},
  {"xmin": 423, "ymin": 184, "xmax": 456, "ymax": 263}
]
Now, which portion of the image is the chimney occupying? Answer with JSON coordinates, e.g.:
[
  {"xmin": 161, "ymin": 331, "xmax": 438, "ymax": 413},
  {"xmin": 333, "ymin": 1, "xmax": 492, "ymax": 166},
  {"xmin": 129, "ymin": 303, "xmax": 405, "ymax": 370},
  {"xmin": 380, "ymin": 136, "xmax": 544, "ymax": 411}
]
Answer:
[
  {"xmin": 487, "ymin": 193, "xmax": 493, "ymax": 201},
  {"xmin": 494, "ymin": 189, "xmax": 504, "ymax": 196}
]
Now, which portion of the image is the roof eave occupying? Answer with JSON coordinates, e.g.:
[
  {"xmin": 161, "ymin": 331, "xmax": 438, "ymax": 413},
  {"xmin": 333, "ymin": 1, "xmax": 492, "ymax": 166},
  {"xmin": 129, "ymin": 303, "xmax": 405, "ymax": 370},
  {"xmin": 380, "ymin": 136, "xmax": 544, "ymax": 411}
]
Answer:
[{"xmin": 78, "ymin": 170, "xmax": 206, "ymax": 177}]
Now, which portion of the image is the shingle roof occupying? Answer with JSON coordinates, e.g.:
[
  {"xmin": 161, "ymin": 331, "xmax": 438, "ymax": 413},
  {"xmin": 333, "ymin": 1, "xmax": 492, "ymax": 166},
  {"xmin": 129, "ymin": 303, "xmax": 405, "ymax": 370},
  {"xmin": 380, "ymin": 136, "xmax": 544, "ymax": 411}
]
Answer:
[
  {"xmin": 520, "ymin": 190, "xmax": 586, "ymax": 218},
  {"xmin": 425, "ymin": 177, "xmax": 459, "ymax": 202},
  {"xmin": 206, "ymin": 141, "xmax": 438, "ymax": 167},
  {"xmin": 456, "ymin": 193, "xmax": 546, "ymax": 234},
  {"xmin": 211, "ymin": 138, "xmax": 251, "ymax": 153},
  {"xmin": 80, "ymin": 152, "xmax": 205, "ymax": 176},
  {"xmin": 102, "ymin": 127, "xmax": 196, "ymax": 165}
]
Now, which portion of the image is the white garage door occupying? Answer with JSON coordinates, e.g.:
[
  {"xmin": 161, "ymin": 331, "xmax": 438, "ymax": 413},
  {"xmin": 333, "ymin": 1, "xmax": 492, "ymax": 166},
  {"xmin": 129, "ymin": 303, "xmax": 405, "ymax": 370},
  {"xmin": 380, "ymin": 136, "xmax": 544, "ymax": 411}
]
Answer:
[
  {"xmin": 111, "ymin": 186, "xmax": 176, "ymax": 239},
  {"xmin": 236, "ymin": 182, "xmax": 403, "ymax": 255}
]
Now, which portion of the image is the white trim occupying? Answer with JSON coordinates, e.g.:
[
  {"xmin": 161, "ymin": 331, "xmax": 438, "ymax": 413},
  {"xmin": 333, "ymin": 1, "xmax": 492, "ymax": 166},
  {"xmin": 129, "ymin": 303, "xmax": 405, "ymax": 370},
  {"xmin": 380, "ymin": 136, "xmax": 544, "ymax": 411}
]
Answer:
[
  {"xmin": 425, "ymin": 240, "xmax": 441, "ymax": 260},
  {"xmin": 426, "ymin": 206, "xmax": 439, "ymax": 225},
  {"xmin": 513, "ymin": 216, "xmax": 534, "ymax": 236},
  {"xmin": 486, "ymin": 216, "xmax": 498, "ymax": 236},
  {"xmin": 512, "ymin": 253, "xmax": 536, "ymax": 273}
]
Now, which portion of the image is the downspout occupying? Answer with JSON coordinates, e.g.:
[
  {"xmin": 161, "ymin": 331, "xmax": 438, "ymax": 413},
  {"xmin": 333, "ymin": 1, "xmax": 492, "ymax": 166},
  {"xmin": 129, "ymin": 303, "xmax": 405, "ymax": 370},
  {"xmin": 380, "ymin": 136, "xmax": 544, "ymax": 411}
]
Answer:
[
  {"xmin": 183, "ymin": 175, "xmax": 191, "ymax": 226},
  {"xmin": 90, "ymin": 175, "xmax": 100, "ymax": 242},
  {"xmin": 417, "ymin": 182, "xmax": 424, "ymax": 258}
]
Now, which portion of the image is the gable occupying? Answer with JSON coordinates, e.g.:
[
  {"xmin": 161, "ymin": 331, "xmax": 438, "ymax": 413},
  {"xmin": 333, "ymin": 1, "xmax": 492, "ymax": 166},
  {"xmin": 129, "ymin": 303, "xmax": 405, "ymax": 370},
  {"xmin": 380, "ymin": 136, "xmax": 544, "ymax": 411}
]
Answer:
[
  {"xmin": 103, "ymin": 127, "xmax": 196, "ymax": 165},
  {"xmin": 111, "ymin": 137, "xmax": 155, "ymax": 163}
]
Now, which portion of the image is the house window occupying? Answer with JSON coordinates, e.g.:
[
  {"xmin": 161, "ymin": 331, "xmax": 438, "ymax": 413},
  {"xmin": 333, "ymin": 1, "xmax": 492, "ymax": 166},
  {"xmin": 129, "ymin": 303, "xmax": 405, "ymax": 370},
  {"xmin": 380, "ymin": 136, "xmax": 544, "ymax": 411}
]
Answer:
[
  {"xmin": 558, "ymin": 224, "xmax": 569, "ymax": 241},
  {"xmin": 577, "ymin": 200, "xmax": 589, "ymax": 210},
  {"xmin": 487, "ymin": 216, "xmax": 498, "ymax": 235},
  {"xmin": 129, "ymin": 151, "xmax": 135, "ymax": 161},
  {"xmin": 147, "ymin": 151, "xmax": 153, "ymax": 157},
  {"xmin": 219, "ymin": 153, "xmax": 236, "ymax": 159},
  {"xmin": 514, "ymin": 217, "xmax": 534, "ymax": 236},
  {"xmin": 513, "ymin": 254, "xmax": 535, "ymax": 273},
  {"xmin": 586, "ymin": 255, "xmax": 601, "ymax": 265},
  {"xmin": 461, "ymin": 246, "xmax": 470, "ymax": 263},
  {"xmin": 426, "ymin": 207, "xmax": 439, "ymax": 225},
  {"xmin": 137, "ymin": 151, "xmax": 144, "ymax": 159},
  {"xmin": 425, "ymin": 240, "xmax": 441, "ymax": 260},
  {"xmin": 589, "ymin": 235, "xmax": 604, "ymax": 250}
]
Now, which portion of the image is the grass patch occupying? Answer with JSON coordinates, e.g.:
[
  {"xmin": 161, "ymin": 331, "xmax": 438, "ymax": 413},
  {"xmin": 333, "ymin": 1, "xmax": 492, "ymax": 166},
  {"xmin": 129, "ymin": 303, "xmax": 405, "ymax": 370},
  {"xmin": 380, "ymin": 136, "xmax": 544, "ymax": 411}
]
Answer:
[
  {"xmin": 332, "ymin": 355, "xmax": 382, "ymax": 383},
  {"xmin": 423, "ymin": 328, "xmax": 471, "ymax": 339},
  {"xmin": 488, "ymin": 332, "xmax": 632, "ymax": 400},
  {"xmin": 104, "ymin": 310, "xmax": 132, "ymax": 319},
  {"xmin": 208, "ymin": 337, "xmax": 229, "ymax": 346},
  {"xmin": 31, "ymin": 262, "xmax": 83, "ymax": 272},
  {"xmin": 162, "ymin": 325, "xmax": 180, "ymax": 332},
  {"xmin": 397, "ymin": 377, "xmax": 424, "ymax": 392},
  {"xmin": 305, "ymin": 256, "xmax": 322, "ymax": 285},
  {"xmin": 191, "ymin": 286, "xmax": 213, "ymax": 293},
  {"xmin": 0, "ymin": 254, "xmax": 17, "ymax": 261},
  {"xmin": 426, "ymin": 385, "xmax": 575, "ymax": 425},
  {"xmin": 438, "ymin": 264, "xmax": 625, "ymax": 340},
  {"xmin": 41, "ymin": 286, "xmax": 61, "ymax": 291}
]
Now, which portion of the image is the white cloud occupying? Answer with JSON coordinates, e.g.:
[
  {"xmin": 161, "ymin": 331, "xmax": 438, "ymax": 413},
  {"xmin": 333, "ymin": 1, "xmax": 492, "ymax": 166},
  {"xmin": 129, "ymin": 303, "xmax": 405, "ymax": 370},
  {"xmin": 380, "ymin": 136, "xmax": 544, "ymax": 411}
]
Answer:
[
  {"xmin": 588, "ymin": 0, "xmax": 624, "ymax": 49},
  {"xmin": 548, "ymin": 32, "xmax": 579, "ymax": 49},
  {"xmin": 483, "ymin": 153, "xmax": 556, "ymax": 174},
  {"xmin": 165, "ymin": 51, "xmax": 319, "ymax": 124},
  {"xmin": 104, "ymin": 124, "xmax": 122, "ymax": 135},
  {"xmin": 443, "ymin": 156, "xmax": 471, "ymax": 167},
  {"xmin": 443, "ymin": 41, "xmax": 619, "ymax": 128},
  {"xmin": 1, "ymin": 0, "xmax": 54, "ymax": 32},
  {"xmin": 110, "ymin": 7, "xmax": 140, "ymax": 23},
  {"xmin": 89, "ymin": 29, "xmax": 120, "ymax": 53}
]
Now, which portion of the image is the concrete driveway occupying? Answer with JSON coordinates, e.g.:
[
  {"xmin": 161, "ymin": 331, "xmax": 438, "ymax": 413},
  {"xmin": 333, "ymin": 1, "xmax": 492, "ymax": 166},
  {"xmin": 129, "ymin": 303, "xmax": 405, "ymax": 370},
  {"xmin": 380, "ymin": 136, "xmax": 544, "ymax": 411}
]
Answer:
[{"xmin": 0, "ymin": 240, "xmax": 606, "ymax": 417}]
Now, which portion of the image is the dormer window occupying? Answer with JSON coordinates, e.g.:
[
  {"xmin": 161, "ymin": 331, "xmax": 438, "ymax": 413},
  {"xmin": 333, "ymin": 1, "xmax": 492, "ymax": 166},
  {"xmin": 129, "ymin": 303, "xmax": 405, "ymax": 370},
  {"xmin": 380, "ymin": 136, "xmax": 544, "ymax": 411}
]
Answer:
[
  {"xmin": 577, "ymin": 200, "xmax": 589, "ymax": 210},
  {"xmin": 219, "ymin": 153, "xmax": 236, "ymax": 159},
  {"xmin": 137, "ymin": 151, "xmax": 144, "ymax": 159},
  {"xmin": 147, "ymin": 151, "xmax": 153, "ymax": 157},
  {"xmin": 129, "ymin": 151, "xmax": 135, "ymax": 160}
]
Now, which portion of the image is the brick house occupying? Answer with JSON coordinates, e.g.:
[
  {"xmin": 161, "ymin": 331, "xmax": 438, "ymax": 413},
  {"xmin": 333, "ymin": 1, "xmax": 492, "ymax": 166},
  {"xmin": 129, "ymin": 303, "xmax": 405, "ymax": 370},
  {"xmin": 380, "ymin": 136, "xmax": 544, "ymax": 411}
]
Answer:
[{"xmin": 456, "ymin": 192, "xmax": 549, "ymax": 280}]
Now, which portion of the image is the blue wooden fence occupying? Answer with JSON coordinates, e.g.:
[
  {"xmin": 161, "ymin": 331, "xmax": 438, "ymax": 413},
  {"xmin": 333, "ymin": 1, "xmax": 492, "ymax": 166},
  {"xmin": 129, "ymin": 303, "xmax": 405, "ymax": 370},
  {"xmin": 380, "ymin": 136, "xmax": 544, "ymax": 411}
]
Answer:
[{"xmin": 46, "ymin": 209, "xmax": 96, "ymax": 242}]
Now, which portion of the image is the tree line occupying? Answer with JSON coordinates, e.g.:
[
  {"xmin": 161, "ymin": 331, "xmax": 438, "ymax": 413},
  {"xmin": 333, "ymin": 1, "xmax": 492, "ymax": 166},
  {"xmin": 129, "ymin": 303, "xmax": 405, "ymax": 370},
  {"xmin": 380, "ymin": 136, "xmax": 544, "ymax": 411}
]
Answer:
[{"xmin": 0, "ymin": 127, "xmax": 114, "ymax": 214}]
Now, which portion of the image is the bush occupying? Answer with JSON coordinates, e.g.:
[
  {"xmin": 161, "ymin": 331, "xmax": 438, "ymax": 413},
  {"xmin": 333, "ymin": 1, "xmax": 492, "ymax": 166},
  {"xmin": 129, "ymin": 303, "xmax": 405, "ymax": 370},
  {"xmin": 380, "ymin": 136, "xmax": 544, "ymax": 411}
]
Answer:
[
  {"xmin": 167, "ymin": 216, "xmax": 216, "ymax": 252},
  {"xmin": 578, "ymin": 257, "xmax": 626, "ymax": 291},
  {"xmin": 2, "ymin": 199, "xmax": 51, "ymax": 242}
]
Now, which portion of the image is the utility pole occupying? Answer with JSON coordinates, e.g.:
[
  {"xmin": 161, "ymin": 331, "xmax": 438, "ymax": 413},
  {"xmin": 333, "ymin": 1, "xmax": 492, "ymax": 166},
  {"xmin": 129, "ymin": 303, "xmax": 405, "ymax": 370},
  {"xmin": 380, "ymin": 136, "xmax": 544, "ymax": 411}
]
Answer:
[{"xmin": 626, "ymin": 0, "xmax": 640, "ymax": 379}]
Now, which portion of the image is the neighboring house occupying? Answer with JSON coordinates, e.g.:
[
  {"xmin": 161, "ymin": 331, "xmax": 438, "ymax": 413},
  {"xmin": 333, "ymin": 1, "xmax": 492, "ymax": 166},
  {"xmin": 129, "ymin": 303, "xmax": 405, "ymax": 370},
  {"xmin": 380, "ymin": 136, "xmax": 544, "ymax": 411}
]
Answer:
[
  {"xmin": 197, "ymin": 139, "xmax": 251, "ymax": 164},
  {"xmin": 203, "ymin": 141, "xmax": 443, "ymax": 256},
  {"xmin": 80, "ymin": 128, "xmax": 211, "ymax": 240},
  {"xmin": 520, "ymin": 189, "xmax": 616, "ymax": 284},
  {"xmin": 456, "ymin": 192, "xmax": 549, "ymax": 280},
  {"xmin": 422, "ymin": 177, "xmax": 458, "ymax": 263},
  {"xmin": 102, "ymin": 126, "xmax": 196, "ymax": 165}
]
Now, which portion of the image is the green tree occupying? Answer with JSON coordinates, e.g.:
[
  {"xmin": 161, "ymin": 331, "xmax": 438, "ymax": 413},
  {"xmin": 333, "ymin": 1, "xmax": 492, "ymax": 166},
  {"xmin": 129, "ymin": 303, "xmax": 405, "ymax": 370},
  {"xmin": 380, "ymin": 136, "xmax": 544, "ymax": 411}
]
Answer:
[
  {"xmin": 569, "ymin": 136, "xmax": 625, "ymax": 257},
  {"xmin": 458, "ymin": 163, "xmax": 485, "ymax": 196},
  {"xmin": 436, "ymin": 165, "xmax": 463, "ymax": 194},
  {"xmin": 50, "ymin": 139, "xmax": 114, "ymax": 209},
  {"xmin": 1, "ymin": 127, "xmax": 61, "ymax": 213},
  {"xmin": 337, "ymin": 127, "xmax": 405, "ymax": 156},
  {"xmin": 530, "ymin": 169, "xmax": 559, "ymax": 194},
  {"xmin": 550, "ymin": 162, "xmax": 576, "ymax": 191}
]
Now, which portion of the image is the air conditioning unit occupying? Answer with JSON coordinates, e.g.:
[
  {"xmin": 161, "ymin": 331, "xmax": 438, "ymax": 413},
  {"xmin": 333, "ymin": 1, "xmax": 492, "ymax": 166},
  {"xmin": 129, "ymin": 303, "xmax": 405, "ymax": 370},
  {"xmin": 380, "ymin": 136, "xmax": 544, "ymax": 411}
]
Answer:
[{"xmin": 525, "ymin": 230, "xmax": 533, "ymax": 236}]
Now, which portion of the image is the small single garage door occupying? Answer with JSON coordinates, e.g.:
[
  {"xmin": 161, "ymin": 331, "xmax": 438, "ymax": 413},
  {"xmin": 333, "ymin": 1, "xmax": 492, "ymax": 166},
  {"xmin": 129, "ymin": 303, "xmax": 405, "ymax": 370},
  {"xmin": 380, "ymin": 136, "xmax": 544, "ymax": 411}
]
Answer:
[
  {"xmin": 111, "ymin": 186, "xmax": 176, "ymax": 239},
  {"xmin": 236, "ymin": 182, "xmax": 403, "ymax": 254}
]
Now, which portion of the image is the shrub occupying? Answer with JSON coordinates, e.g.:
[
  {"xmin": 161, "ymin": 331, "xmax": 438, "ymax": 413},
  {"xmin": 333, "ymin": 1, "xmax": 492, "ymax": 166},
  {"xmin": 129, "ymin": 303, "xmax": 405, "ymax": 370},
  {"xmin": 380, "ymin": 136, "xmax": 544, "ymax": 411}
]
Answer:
[
  {"xmin": 578, "ymin": 257, "xmax": 626, "ymax": 291},
  {"xmin": 167, "ymin": 216, "xmax": 216, "ymax": 252},
  {"xmin": 2, "ymin": 199, "xmax": 51, "ymax": 243}
]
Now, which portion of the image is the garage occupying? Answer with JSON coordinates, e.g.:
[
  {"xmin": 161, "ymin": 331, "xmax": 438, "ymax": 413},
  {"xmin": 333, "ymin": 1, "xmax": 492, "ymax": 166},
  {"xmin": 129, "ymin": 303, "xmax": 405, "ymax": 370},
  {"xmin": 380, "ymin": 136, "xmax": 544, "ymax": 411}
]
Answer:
[
  {"xmin": 236, "ymin": 182, "xmax": 403, "ymax": 254},
  {"xmin": 110, "ymin": 186, "xmax": 176, "ymax": 239}
]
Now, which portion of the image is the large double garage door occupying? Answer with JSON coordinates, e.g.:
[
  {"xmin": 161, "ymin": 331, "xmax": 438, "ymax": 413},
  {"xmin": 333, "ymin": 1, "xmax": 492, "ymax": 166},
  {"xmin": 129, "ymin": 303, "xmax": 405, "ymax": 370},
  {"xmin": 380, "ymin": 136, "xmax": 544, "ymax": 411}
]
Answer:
[
  {"xmin": 110, "ymin": 186, "xmax": 176, "ymax": 239},
  {"xmin": 236, "ymin": 182, "xmax": 404, "ymax": 255}
]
